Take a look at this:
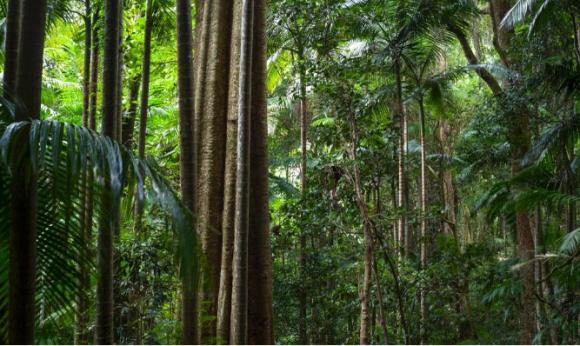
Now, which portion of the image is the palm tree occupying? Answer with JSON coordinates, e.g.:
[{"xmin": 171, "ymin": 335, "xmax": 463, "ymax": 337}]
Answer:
[
  {"xmin": 76, "ymin": 1, "xmax": 93, "ymax": 342},
  {"xmin": 0, "ymin": 119, "xmax": 202, "ymax": 344},
  {"xmin": 137, "ymin": 0, "xmax": 153, "ymax": 160},
  {"xmin": 96, "ymin": 0, "xmax": 122, "ymax": 342},
  {"xmin": 6, "ymin": 0, "xmax": 48, "ymax": 343},
  {"xmin": 2, "ymin": 0, "xmax": 19, "ymax": 100}
]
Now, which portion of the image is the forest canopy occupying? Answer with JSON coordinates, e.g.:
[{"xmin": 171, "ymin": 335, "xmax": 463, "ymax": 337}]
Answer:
[{"xmin": 0, "ymin": 0, "xmax": 578, "ymax": 345}]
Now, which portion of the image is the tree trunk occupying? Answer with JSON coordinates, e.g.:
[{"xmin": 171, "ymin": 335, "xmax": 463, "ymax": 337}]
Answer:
[
  {"xmin": 436, "ymin": 120, "xmax": 457, "ymax": 239},
  {"xmin": 372, "ymin": 253, "xmax": 388, "ymax": 344},
  {"xmin": 346, "ymin": 109, "xmax": 374, "ymax": 345},
  {"xmin": 298, "ymin": 71, "xmax": 309, "ymax": 346},
  {"xmin": 121, "ymin": 75, "xmax": 141, "ymax": 148},
  {"xmin": 394, "ymin": 59, "xmax": 408, "ymax": 260},
  {"xmin": 7, "ymin": 0, "xmax": 48, "ymax": 343},
  {"xmin": 115, "ymin": 0, "xmax": 124, "ymax": 143},
  {"xmin": 217, "ymin": 0, "xmax": 243, "ymax": 341},
  {"xmin": 452, "ymin": 10, "xmax": 536, "ymax": 341},
  {"xmin": 97, "ymin": 0, "xmax": 122, "ymax": 342},
  {"xmin": 137, "ymin": 0, "xmax": 153, "ymax": 160},
  {"xmin": 2, "ymin": 0, "xmax": 20, "ymax": 100},
  {"xmin": 246, "ymin": 0, "xmax": 274, "ymax": 342},
  {"xmin": 418, "ymin": 96, "xmax": 428, "ymax": 344},
  {"xmin": 230, "ymin": 0, "xmax": 253, "ymax": 342},
  {"xmin": 510, "ymin": 111, "xmax": 536, "ymax": 345},
  {"xmin": 89, "ymin": 12, "xmax": 100, "ymax": 131},
  {"xmin": 82, "ymin": 2, "xmax": 92, "ymax": 129},
  {"xmin": 194, "ymin": 2, "xmax": 232, "ymax": 338},
  {"xmin": 133, "ymin": 0, "xmax": 153, "ymax": 235},
  {"xmin": 176, "ymin": 0, "xmax": 198, "ymax": 343},
  {"xmin": 76, "ymin": 1, "xmax": 92, "ymax": 343}
]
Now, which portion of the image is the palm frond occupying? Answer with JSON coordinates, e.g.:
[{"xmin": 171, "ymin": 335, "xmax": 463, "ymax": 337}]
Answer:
[
  {"xmin": 523, "ymin": 113, "xmax": 580, "ymax": 166},
  {"xmin": 500, "ymin": 0, "xmax": 538, "ymax": 29},
  {"xmin": 0, "ymin": 120, "xmax": 201, "ymax": 340},
  {"xmin": 559, "ymin": 228, "xmax": 580, "ymax": 255}
]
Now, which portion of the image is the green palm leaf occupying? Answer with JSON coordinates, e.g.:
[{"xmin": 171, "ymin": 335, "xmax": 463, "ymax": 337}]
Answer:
[{"xmin": 0, "ymin": 119, "xmax": 201, "ymax": 341}]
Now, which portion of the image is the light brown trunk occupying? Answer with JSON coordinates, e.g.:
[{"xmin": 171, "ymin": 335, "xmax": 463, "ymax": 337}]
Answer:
[
  {"xmin": 230, "ymin": 0, "xmax": 253, "ymax": 341},
  {"xmin": 195, "ymin": 2, "xmax": 232, "ymax": 338},
  {"xmin": 216, "ymin": 0, "xmax": 242, "ymax": 340}
]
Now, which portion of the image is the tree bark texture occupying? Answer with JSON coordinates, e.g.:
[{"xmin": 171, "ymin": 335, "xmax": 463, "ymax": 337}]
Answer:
[
  {"xmin": 230, "ymin": 0, "xmax": 254, "ymax": 342},
  {"xmin": 190, "ymin": 0, "xmax": 273, "ymax": 342},
  {"xmin": 176, "ymin": 0, "xmax": 198, "ymax": 343}
]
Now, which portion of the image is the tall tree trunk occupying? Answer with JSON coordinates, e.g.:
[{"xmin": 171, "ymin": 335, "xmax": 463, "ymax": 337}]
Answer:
[
  {"xmin": 176, "ymin": 0, "xmax": 198, "ymax": 343},
  {"xmin": 76, "ymin": 1, "xmax": 92, "ymax": 343},
  {"xmin": 97, "ymin": 0, "xmax": 121, "ymax": 342},
  {"xmin": 436, "ymin": 120, "xmax": 457, "ymax": 239},
  {"xmin": 137, "ymin": 0, "xmax": 153, "ymax": 160},
  {"xmin": 489, "ymin": 3, "xmax": 536, "ymax": 341},
  {"xmin": 79, "ymin": 13, "xmax": 99, "ymax": 344},
  {"xmin": 509, "ymin": 106, "xmax": 536, "ymax": 345},
  {"xmin": 121, "ymin": 75, "xmax": 141, "ymax": 148},
  {"xmin": 375, "ymin": 233, "xmax": 409, "ymax": 344},
  {"xmin": 194, "ymin": 2, "xmax": 232, "ymax": 338},
  {"xmin": 395, "ymin": 59, "xmax": 407, "ymax": 258},
  {"xmin": 247, "ymin": 0, "xmax": 274, "ymax": 341},
  {"xmin": 8, "ymin": 0, "xmax": 48, "ymax": 343},
  {"xmin": 372, "ymin": 252, "xmax": 388, "ymax": 344},
  {"xmin": 115, "ymin": 0, "xmax": 124, "ymax": 142},
  {"xmin": 298, "ymin": 66, "xmax": 309, "ymax": 346},
  {"xmin": 451, "ymin": 9, "xmax": 536, "ymax": 341},
  {"xmin": 2, "ymin": 0, "xmax": 20, "ymax": 100},
  {"xmin": 230, "ymin": 0, "xmax": 253, "ymax": 342},
  {"xmin": 216, "ymin": 0, "xmax": 244, "ymax": 341},
  {"xmin": 134, "ymin": 0, "xmax": 153, "ymax": 235},
  {"xmin": 82, "ymin": 2, "xmax": 93, "ymax": 129},
  {"xmin": 346, "ymin": 108, "xmax": 373, "ymax": 345},
  {"xmin": 89, "ymin": 11, "xmax": 100, "ymax": 131},
  {"xmin": 418, "ymin": 95, "xmax": 428, "ymax": 344}
]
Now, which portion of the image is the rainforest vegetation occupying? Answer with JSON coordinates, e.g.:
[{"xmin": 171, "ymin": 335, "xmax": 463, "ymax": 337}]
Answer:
[{"xmin": 0, "ymin": 0, "xmax": 579, "ymax": 345}]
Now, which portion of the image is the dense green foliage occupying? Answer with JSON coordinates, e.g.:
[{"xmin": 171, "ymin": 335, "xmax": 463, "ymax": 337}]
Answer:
[
  {"xmin": 267, "ymin": 0, "xmax": 579, "ymax": 344},
  {"xmin": 0, "ymin": 0, "xmax": 578, "ymax": 344}
]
